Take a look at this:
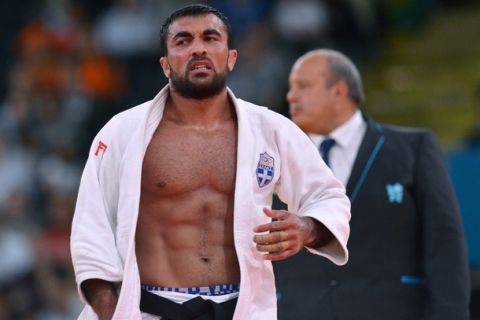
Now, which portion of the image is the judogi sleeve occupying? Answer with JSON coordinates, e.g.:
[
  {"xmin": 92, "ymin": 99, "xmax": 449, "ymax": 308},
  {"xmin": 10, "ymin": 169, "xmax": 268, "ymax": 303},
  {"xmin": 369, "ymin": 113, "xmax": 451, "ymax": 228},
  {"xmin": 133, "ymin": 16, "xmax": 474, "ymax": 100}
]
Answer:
[
  {"xmin": 274, "ymin": 118, "xmax": 351, "ymax": 265},
  {"xmin": 70, "ymin": 123, "xmax": 123, "ymax": 303}
]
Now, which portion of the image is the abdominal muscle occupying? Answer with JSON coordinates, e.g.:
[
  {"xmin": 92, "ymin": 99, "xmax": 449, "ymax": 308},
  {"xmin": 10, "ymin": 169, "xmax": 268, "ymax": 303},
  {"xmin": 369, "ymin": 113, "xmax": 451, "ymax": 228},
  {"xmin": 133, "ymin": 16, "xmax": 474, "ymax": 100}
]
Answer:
[{"xmin": 135, "ymin": 187, "xmax": 240, "ymax": 288}]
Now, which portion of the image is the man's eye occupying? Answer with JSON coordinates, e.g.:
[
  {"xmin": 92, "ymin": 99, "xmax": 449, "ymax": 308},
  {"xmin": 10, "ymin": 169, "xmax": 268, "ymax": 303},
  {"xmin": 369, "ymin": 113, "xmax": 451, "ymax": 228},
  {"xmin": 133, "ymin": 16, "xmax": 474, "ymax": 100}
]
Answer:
[{"xmin": 298, "ymin": 82, "xmax": 311, "ymax": 89}]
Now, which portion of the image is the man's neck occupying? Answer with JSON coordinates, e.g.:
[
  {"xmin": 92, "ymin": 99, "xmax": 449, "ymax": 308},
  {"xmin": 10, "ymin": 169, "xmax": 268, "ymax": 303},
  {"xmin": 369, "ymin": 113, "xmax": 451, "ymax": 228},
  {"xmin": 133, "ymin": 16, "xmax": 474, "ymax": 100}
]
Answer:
[{"xmin": 165, "ymin": 87, "xmax": 234, "ymax": 126}]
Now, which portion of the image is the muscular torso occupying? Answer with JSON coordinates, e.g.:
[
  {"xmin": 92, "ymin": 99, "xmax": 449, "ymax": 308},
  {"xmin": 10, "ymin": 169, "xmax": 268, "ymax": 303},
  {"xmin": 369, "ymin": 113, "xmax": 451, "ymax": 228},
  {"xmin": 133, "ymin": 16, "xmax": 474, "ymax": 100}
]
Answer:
[{"xmin": 136, "ymin": 110, "xmax": 239, "ymax": 288}]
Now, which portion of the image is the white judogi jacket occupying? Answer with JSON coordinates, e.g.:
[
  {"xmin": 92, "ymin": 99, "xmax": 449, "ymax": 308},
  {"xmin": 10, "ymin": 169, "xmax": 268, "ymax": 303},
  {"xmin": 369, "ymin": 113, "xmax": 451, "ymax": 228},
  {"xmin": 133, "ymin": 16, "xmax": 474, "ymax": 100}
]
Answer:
[{"xmin": 71, "ymin": 86, "xmax": 350, "ymax": 320}]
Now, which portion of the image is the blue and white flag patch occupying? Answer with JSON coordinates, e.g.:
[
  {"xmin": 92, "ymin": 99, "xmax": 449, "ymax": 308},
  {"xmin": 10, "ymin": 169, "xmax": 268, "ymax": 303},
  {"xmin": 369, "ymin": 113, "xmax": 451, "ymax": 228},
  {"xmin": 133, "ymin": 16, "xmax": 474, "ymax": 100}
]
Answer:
[
  {"xmin": 386, "ymin": 182, "xmax": 404, "ymax": 203},
  {"xmin": 256, "ymin": 152, "xmax": 275, "ymax": 188}
]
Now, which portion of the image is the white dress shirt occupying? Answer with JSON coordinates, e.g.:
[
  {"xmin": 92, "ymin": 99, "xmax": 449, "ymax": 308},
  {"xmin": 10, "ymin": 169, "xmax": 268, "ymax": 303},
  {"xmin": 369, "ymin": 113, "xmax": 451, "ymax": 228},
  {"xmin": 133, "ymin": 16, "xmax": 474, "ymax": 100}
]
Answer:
[{"xmin": 309, "ymin": 110, "xmax": 367, "ymax": 186}]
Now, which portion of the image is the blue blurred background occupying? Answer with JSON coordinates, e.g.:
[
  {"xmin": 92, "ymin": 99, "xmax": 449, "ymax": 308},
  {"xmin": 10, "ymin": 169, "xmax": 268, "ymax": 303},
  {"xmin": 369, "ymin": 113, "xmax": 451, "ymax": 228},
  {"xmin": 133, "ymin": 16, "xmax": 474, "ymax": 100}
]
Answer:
[{"xmin": 0, "ymin": 0, "xmax": 478, "ymax": 319}]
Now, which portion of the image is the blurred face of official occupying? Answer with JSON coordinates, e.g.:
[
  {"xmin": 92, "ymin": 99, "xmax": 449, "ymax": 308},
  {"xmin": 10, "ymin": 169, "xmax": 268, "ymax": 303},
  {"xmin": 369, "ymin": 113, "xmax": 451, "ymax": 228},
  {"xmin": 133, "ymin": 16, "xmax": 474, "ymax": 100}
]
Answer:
[
  {"xmin": 160, "ymin": 14, "xmax": 237, "ymax": 99},
  {"xmin": 287, "ymin": 56, "xmax": 337, "ymax": 135}
]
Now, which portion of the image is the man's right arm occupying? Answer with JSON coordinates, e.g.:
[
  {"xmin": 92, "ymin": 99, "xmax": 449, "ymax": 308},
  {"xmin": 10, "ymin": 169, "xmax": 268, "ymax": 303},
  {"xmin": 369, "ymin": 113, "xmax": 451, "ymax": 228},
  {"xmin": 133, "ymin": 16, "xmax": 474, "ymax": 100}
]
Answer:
[
  {"xmin": 71, "ymin": 126, "xmax": 124, "ymax": 317},
  {"xmin": 82, "ymin": 279, "xmax": 118, "ymax": 320}
]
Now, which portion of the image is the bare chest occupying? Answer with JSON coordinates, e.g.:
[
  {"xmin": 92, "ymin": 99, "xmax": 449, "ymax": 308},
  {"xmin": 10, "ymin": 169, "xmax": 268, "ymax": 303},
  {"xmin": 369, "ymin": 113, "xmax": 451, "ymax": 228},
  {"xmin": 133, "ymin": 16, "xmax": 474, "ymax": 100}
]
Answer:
[{"xmin": 142, "ymin": 121, "xmax": 238, "ymax": 195}]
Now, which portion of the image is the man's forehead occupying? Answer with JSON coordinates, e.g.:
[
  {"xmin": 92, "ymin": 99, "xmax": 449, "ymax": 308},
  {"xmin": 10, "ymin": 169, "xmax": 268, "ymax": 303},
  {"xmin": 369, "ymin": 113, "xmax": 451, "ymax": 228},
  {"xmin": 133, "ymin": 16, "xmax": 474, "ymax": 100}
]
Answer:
[
  {"xmin": 168, "ymin": 14, "xmax": 226, "ymax": 36},
  {"xmin": 297, "ymin": 56, "xmax": 328, "ymax": 74},
  {"xmin": 290, "ymin": 59, "xmax": 328, "ymax": 83}
]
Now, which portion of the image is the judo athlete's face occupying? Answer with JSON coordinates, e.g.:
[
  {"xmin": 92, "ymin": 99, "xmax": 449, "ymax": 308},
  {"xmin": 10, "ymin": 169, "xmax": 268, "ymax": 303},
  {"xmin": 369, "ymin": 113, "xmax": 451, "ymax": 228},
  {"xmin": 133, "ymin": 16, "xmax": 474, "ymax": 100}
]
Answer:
[
  {"xmin": 287, "ymin": 55, "xmax": 339, "ymax": 135},
  {"xmin": 160, "ymin": 13, "xmax": 237, "ymax": 99}
]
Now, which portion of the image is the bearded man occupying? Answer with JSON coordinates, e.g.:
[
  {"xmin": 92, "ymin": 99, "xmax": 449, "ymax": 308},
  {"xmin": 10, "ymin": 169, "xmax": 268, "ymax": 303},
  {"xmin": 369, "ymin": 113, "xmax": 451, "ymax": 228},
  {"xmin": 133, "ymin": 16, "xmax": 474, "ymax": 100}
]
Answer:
[{"xmin": 70, "ymin": 5, "xmax": 351, "ymax": 320}]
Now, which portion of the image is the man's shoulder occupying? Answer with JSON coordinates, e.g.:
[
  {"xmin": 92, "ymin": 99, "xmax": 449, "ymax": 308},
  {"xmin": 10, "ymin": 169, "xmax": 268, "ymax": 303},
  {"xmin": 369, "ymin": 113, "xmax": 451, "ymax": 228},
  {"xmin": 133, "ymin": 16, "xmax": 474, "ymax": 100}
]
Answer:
[
  {"xmin": 382, "ymin": 123, "xmax": 430, "ymax": 135},
  {"xmin": 111, "ymin": 100, "xmax": 151, "ymax": 124},
  {"xmin": 236, "ymin": 98, "xmax": 292, "ymax": 125},
  {"xmin": 377, "ymin": 122, "xmax": 438, "ymax": 152},
  {"xmin": 380, "ymin": 123, "xmax": 433, "ymax": 141}
]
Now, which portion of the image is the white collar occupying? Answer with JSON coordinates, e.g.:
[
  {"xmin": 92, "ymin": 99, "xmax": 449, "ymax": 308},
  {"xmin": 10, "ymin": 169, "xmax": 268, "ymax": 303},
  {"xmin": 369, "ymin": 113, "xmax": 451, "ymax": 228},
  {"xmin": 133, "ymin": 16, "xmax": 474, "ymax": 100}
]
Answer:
[{"xmin": 309, "ymin": 109, "xmax": 364, "ymax": 149}]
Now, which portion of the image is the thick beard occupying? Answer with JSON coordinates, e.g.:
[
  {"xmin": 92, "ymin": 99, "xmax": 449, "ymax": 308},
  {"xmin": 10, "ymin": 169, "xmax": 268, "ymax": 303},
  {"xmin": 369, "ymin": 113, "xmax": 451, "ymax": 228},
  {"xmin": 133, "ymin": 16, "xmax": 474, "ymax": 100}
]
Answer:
[{"xmin": 169, "ymin": 67, "xmax": 227, "ymax": 100}]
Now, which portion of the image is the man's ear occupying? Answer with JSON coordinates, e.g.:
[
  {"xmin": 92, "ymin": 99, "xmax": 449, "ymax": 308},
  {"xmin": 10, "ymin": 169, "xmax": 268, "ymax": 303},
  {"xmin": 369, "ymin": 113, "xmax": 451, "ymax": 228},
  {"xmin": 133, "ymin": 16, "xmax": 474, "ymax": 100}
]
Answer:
[
  {"xmin": 334, "ymin": 80, "xmax": 349, "ymax": 97},
  {"xmin": 227, "ymin": 49, "xmax": 238, "ymax": 71},
  {"xmin": 159, "ymin": 57, "xmax": 170, "ymax": 78}
]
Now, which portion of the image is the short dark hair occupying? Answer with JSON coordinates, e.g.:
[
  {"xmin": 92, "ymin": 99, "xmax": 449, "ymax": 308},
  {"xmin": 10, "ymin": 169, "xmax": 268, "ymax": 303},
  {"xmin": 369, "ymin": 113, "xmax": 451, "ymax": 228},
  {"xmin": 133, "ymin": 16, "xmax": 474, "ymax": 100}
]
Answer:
[{"xmin": 159, "ymin": 4, "xmax": 233, "ymax": 56}]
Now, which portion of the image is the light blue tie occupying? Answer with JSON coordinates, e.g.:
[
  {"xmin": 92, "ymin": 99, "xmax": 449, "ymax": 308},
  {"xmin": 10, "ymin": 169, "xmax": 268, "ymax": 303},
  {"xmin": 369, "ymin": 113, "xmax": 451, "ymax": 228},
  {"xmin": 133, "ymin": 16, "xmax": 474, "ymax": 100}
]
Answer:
[{"xmin": 320, "ymin": 138, "xmax": 336, "ymax": 167}]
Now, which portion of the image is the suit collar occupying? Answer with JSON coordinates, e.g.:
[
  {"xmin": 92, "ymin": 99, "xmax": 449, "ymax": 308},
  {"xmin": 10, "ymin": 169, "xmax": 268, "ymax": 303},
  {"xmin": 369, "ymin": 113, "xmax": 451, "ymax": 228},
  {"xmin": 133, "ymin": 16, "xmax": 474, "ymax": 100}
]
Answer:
[{"xmin": 346, "ymin": 114, "xmax": 384, "ymax": 200}]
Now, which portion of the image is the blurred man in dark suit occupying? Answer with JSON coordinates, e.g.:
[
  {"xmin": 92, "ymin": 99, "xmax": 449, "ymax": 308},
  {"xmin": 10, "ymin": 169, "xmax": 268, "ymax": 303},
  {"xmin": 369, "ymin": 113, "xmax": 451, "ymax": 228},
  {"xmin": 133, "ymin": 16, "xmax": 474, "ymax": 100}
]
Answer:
[{"xmin": 274, "ymin": 49, "xmax": 470, "ymax": 320}]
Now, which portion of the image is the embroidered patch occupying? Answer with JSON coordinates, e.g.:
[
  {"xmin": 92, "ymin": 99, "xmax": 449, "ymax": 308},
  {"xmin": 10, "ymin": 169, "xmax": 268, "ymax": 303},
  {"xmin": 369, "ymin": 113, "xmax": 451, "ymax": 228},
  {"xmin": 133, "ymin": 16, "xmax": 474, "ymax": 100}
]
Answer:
[
  {"xmin": 94, "ymin": 140, "xmax": 108, "ymax": 157},
  {"xmin": 256, "ymin": 152, "xmax": 274, "ymax": 188},
  {"xmin": 386, "ymin": 182, "xmax": 403, "ymax": 203}
]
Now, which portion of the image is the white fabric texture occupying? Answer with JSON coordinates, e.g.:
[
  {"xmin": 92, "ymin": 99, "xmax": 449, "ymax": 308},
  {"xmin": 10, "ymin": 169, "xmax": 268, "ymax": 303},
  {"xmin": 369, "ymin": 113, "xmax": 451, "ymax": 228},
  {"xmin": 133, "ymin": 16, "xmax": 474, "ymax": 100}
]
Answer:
[{"xmin": 71, "ymin": 85, "xmax": 351, "ymax": 320}]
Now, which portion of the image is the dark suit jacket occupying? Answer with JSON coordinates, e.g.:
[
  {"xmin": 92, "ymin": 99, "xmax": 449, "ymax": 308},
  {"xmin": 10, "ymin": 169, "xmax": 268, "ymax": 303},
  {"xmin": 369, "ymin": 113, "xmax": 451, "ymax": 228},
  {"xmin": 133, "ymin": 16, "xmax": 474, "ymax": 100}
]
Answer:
[{"xmin": 274, "ymin": 115, "xmax": 470, "ymax": 320}]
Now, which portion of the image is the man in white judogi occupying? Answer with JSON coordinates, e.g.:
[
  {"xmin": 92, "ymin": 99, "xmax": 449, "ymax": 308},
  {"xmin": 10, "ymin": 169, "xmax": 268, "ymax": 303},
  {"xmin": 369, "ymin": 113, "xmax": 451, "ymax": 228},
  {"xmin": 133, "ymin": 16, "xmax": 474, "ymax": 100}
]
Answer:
[{"xmin": 71, "ymin": 4, "xmax": 351, "ymax": 320}]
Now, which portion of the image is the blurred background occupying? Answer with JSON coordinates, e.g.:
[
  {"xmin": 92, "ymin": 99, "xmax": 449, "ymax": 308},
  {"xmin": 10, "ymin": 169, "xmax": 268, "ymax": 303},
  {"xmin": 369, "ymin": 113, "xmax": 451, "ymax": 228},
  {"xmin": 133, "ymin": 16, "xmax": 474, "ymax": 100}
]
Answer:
[{"xmin": 0, "ymin": 0, "xmax": 478, "ymax": 319}]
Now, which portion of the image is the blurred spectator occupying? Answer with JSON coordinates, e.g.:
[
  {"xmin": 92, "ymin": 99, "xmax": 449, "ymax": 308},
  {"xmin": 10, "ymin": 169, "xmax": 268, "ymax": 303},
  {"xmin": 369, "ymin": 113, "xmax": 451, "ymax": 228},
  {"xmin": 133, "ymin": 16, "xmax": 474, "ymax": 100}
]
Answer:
[
  {"xmin": 0, "ymin": 202, "xmax": 35, "ymax": 286},
  {"xmin": 212, "ymin": 0, "xmax": 272, "ymax": 43},
  {"xmin": 325, "ymin": 0, "xmax": 386, "ymax": 60},
  {"xmin": 39, "ymin": 0, "xmax": 90, "ymax": 54},
  {"xmin": 91, "ymin": 0, "xmax": 178, "ymax": 108},
  {"xmin": 0, "ymin": 131, "xmax": 36, "ymax": 206},
  {"xmin": 77, "ymin": 50, "xmax": 126, "ymax": 101},
  {"xmin": 92, "ymin": 0, "xmax": 159, "ymax": 57},
  {"xmin": 0, "ymin": 64, "xmax": 36, "ymax": 142},
  {"xmin": 0, "ymin": 188, "xmax": 38, "ymax": 319},
  {"xmin": 33, "ymin": 189, "xmax": 82, "ymax": 319},
  {"xmin": 272, "ymin": 0, "xmax": 330, "ymax": 53},
  {"xmin": 272, "ymin": 0, "xmax": 386, "ymax": 62}
]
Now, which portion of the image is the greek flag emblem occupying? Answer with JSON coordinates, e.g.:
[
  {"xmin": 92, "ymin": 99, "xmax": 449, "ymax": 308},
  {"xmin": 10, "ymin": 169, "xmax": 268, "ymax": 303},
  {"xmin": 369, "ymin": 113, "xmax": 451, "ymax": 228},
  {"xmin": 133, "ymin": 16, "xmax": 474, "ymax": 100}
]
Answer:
[{"xmin": 256, "ymin": 152, "xmax": 274, "ymax": 188}]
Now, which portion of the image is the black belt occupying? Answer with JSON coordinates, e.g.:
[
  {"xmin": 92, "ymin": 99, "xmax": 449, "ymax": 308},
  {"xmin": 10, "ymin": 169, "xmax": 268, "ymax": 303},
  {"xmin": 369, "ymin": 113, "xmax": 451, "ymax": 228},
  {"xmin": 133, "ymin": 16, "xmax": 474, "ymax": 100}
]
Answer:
[{"xmin": 140, "ymin": 289, "xmax": 237, "ymax": 320}]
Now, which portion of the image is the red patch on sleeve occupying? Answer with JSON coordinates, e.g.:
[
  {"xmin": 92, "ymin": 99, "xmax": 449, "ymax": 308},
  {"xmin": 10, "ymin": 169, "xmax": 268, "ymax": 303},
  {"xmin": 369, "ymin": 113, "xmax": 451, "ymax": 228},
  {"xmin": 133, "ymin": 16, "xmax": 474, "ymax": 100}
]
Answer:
[{"xmin": 94, "ymin": 140, "xmax": 108, "ymax": 156}]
